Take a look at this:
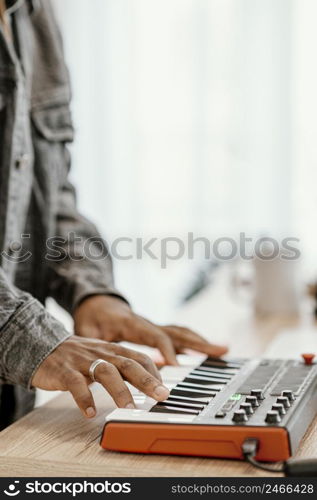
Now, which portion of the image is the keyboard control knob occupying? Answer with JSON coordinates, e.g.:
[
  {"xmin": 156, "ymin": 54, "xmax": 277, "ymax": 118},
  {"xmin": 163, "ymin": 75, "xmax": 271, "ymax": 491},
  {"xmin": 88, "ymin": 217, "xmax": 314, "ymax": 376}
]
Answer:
[
  {"xmin": 251, "ymin": 389, "xmax": 265, "ymax": 400},
  {"xmin": 240, "ymin": 403, "xmax": 254, "ymax": 415},
  {"xmin": 272, "ymin": 403, "xmax": 286, "ymax": 416},
  {"xmin": 245, "ymin": 396, "xmax": 260, "ymax": 408},
  {"xmin": 265, "ymin": 410, "xmax": 281, "ymax": 424},
  {"xmin": 232, "ymin": 410, "xmax": 248, "ymax": 423},
  {"xmin": 281, "ymin": 390, "xmax": 295, "ymax": 401},
  {"xmin": 276, "ymin": 396, "xmax": 291, "ymax": 408}
]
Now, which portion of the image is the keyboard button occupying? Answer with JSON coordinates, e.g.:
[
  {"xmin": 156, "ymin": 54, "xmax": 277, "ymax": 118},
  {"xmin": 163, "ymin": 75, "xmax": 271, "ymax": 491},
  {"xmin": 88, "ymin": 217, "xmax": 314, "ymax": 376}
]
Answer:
[
  {"xmin": 239, "ymin": 402, "xmax": 254, "ymax": 415},
  {"xmin": 265, "ymin": 410, "xmax": 281, "ymax": 424},
  {"xmin": 215, "ymin": 411, "xmax": 226, "ymax": 418},
  {"xmin": 232, "ymin": 410, "xmax": 248, "ymax": 423},
  {"xmin": 250, "ymin": 389, "xmax": 265, "ymax": 400},
  {"xmin": 281, "ymin": 390, "xmax": 295, "ymax": 401},
  {"xmin": 222, "ymin": 402, "xmax": 234, "ymax": 411},
  {"xmin": 276, "ymin": 396, "xmax": 291, "ymax": 408},
  {"xmin": 245, "ymin": 396, "xmax": 259, "ymax": 408},
  {"xmin": 272, "ymin": 403, "xmax": 286, "ymax": 416}
]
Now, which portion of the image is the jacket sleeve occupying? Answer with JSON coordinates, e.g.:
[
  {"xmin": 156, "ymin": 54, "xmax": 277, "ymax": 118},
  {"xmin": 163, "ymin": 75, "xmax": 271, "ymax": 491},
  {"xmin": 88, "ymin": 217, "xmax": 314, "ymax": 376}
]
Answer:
[
  {"xmin": 0, "ymin": 267, "xmax": 71, "ymax": 388},
  {"xmin": 46, "ymin": 147, "xmax": 127, "ymax": 314},
  {"xmin": 32, "ymin": 0, "xmax": 127, "ymax": 313}
]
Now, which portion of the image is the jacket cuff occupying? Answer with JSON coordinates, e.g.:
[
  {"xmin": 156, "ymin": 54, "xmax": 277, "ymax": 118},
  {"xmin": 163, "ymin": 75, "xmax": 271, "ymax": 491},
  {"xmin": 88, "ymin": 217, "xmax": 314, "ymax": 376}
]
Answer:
[{"xmin": 0, "ymin": 298, "xmax": 72, "ymax": 389}]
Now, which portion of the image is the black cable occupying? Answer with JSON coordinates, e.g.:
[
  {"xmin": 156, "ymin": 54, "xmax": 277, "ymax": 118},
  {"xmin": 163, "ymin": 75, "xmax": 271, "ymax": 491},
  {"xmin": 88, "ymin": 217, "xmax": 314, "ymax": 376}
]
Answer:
[
  {"xmin": 245, "ymin": 454, "xmax": 285, "ymax": 473},
  {"xmin": 245, "ymin": 453, "xmax": 285, "ymax": 473},
  {"xmin": 242, "ymin": 438, "xmax": 317, "ymax": 477},
  {"xmin": 242, "ymin": 438, "xmax": 285, "ymax": 474}
]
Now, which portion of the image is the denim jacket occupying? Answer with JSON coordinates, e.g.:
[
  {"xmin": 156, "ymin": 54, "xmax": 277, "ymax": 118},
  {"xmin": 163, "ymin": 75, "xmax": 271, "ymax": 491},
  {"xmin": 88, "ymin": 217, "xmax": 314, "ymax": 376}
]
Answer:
[{"xmin": 0, "ymin": 0, "xmax": 123, "ymax": 423}]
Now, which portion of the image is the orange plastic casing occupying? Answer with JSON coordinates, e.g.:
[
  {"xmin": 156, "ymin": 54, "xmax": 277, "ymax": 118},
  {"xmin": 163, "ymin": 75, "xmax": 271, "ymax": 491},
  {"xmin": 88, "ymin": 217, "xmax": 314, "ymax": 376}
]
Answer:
[{"xmin": 101, "ymin": 422, "xmax": 291, "ymax": 462}]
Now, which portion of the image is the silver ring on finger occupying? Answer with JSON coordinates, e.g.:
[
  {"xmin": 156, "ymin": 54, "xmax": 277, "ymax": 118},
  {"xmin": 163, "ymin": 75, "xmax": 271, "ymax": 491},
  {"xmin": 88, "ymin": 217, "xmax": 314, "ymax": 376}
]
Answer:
[{"xmin": 89, "ymin": 359, "xmax": 109, "ymax": 382}]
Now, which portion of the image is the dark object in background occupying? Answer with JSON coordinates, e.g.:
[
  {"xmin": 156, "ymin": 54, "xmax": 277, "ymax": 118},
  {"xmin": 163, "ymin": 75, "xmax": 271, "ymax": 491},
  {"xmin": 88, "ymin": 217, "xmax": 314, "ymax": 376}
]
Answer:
[
  {"xmin": 0, "ymin": 385, "xmax": 35, "ymax": 431},
  {"xmin": 306, "ymin": 282, "xmax": 317, "ymax": 318},
  {"xmin": 181, "ymin": 260, "xmax": 220, "ymax": 303}
]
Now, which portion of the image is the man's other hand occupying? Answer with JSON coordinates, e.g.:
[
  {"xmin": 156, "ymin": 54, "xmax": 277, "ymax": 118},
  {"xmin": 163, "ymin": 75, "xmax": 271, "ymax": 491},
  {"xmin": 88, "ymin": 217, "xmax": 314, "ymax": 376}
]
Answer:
[{"xmin": 73, "ymin": 295, "xmax": 228, "ymax": 366}]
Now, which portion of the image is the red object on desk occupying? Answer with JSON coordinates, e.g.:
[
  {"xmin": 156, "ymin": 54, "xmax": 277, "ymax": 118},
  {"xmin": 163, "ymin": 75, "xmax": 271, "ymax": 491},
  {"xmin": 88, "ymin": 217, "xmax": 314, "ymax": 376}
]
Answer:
[{"xmin": 301, "ymin": 353, "xmax": 315, "ymax": 365}]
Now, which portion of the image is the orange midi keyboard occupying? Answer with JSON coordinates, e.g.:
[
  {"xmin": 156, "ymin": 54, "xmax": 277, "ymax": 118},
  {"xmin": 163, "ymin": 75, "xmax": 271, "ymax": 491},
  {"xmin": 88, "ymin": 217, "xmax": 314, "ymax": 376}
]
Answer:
[{"xmin": 101, "ymin": 354, "xmax": 317, "ymax": 465}]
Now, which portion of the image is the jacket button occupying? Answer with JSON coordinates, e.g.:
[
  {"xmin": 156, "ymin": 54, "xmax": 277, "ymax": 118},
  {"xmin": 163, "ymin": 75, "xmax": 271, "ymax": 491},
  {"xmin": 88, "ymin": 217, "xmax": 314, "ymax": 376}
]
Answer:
[{"xmin": 15, "ymin": 153, "xmax": 30, "ymax": 169}]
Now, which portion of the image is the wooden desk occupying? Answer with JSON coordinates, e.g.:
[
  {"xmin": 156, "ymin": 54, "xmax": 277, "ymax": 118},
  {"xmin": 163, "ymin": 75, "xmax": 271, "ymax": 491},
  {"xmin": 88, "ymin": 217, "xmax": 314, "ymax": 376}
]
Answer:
[{"xmin": 0, "ymin": 270, "xmax": 316, "ymax": 477}]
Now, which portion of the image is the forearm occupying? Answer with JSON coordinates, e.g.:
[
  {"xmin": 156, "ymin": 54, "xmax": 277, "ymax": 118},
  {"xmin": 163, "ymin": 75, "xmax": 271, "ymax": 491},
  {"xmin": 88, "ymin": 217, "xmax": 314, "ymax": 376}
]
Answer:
[{"xmin": 0, "ymin": 268, "xmax": 71, "ymax": 388}]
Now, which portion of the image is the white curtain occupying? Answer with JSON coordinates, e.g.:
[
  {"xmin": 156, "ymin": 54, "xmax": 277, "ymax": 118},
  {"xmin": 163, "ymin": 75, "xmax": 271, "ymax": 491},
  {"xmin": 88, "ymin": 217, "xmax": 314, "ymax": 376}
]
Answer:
[{"xmin": 53, "ymin": 0, "xmax": 317, "ymax": 321}]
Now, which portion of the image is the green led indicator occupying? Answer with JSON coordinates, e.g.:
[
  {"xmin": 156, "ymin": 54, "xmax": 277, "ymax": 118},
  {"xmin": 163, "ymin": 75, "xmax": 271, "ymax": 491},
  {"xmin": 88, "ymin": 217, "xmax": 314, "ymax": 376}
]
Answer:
[{"xmin": 230, "ymin": 393, "xmax": 241, "ymax": 401}]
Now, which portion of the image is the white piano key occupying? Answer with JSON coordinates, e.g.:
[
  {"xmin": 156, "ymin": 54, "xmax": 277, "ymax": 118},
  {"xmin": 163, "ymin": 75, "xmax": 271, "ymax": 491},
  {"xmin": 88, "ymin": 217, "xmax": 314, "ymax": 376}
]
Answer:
[
  {"xmin": 167, "ymin": 394, "xmax": 210, "ymax": 404},
  {"xmin": 105, "ymin": 408, "xmax": 195, "ymax": 423},
  {"xmin": 176, "ymin": 354, "xmax": 206, "ymax": 367},
  {"xmin": 159, "ymin": 366, "xmax": 192, "ymax": 382}
]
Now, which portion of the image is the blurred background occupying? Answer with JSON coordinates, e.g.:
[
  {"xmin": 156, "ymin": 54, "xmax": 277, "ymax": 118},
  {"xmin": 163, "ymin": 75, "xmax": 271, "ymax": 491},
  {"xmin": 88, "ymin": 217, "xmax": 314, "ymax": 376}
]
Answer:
[{"xmin": 53, "ymin": 0, "xmax": 317, "ymax": 323}]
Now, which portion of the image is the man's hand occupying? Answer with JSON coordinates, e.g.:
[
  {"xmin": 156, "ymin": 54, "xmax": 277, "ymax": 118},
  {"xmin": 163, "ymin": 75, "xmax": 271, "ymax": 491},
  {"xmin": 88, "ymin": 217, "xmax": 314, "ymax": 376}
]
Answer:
[
  {"xmin": 73, "ymin": 295, "xmax": 228, "ymax": 365},
  {"xmin": 32, "ymin": 336, "xmax": 169, "ymax": 418}
]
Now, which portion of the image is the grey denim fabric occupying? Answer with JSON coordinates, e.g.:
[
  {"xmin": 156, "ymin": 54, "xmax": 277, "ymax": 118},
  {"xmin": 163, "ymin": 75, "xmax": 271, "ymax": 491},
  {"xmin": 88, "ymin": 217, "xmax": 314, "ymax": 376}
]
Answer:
[{"xmin": 0, "ymin": 0, "xmax": 125, "ymax": 426}]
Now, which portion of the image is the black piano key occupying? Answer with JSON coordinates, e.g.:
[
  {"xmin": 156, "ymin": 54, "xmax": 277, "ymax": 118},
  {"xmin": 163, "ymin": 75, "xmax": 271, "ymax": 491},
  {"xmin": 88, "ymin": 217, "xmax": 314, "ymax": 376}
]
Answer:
[
  {"xmin": 195, "ymin": 366, "xmax": 237, "ymax": 375},
  {"xmin": 206, "ymin": 356, "xmax": 228, "ymax": 362},
  {"xmin": 193, "ymin": 366, "xmax": 232, "ymax": 378},
  {"xmin": 167, "ymin": 395, "xmax": 208, "ymax": 405},
  {"xmin": 178, "ymin": 386, "xmax": 222, "ymax": 396},
  {"xmin": 184, "ymin": 376, "xmax": 229, "ymax": 386},
  {"xmin": 150, "ymin": 405, "xmax": 199, "ymax": 415},
  {"xmin": 171, "ymin": 387, "xmax": 216, "ymax": 399},
  {"xmin": 175, "ymin": 380, "xmax": 222, "ymax": 392},
  {"xmin": 190, "ymin": 371, "xmax": 232, "ymax": 381},
  {"xmin": 201, "ymin": 359, "xmax": 241, "ymax": 369},
  {"xmin": 157, "ymin": 400, "xmax": 204, "ymax": 411},
  {"xmin": 207, "ymin": 356, "xmax": 243, "ymax": 364}
]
